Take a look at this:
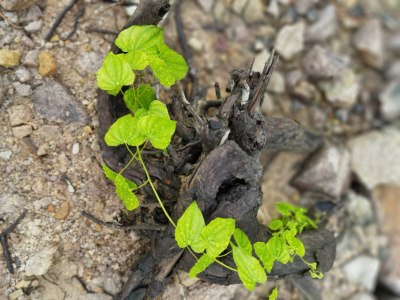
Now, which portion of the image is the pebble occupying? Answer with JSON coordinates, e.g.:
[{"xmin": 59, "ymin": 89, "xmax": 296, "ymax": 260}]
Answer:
[
  {"xmin": 25, "ymin": 246, "xmax": 57, "ymax": 276},
  {"xmin": 232, "ymin": 0, "xmax": 246, "ymax": 14},
  {"xmin": 294, "ymin": 0, "xmax": 319, "ymax": 14},
  {"xmin": 0, "ymin": 194, "xmax": 26, "ymax": 218},
  {"xmin": 33, "ymin": 79, "xmax": 88, "ymax": 124},
  {"xmin": 275, "ymin": 22, "xmax": 305, "ymax": 60},
  {"xmin": 302, "ymin": 45, "xmax": 346, "ymax": 79},
  {"xmin": 0, "ymin": 0, "xmax": 39, "ymax": 10},
  {"xmin": 54, "ymin": 201, "xmax": 70, "ymax": 220},
  {"xmin": 353, "ymin": 19, "xmax": 384, "ymax": 68},
  {"xmin": 12, "ymin": 124, "xmax": 33, "ymax": 138},
  {"xmin": 197, "ymin": 0, "xmax": 213, "ymax": 12},
  {"xmin": 22, "ymin": 49, "xmax": 39, "ymax": 67},
  {"xmin": 350, "ymin": 293, "xmax": 376, "ymax": 300},
  {"xmin": 346, "ymin": 191, "xmax": 373, "ymax": 225},
  {"xmin": 36, "ymin": 143, "xmax": 49, "ymax": 156},
  {"xmin": 343, "ymin": 255, "xmax": 380, "ymax": 291},
  {"xmin": 0, "ymin": 150, "xmax": 12, "ymax": 160},
  {"xmin": 25, "ymin": 4, "xmax": 41, "ymax": 22},
  {"xmin": 75, "ymin": 51, "xmax": 103, "ymax": 76},
  {"xmin": 348, "ymin": 128, "xmax": 400, "ymax": 189},
  {"xmin": 15, "ymin": 67, "xmax": 32, "ymax": 82},
  {"xmin": 292, "ymin": 142, "xmax": 351, "ymax": 199},
  {"xmin": 8, "ymin": 289, "xmax": 24, "ymax": 300},
  {"xmin": 0, "ymin": 49, "xmax": 21, "ymax": 67},
  {"xmin": 35, "ymin": 124, "xmax": 61, "ymax": 141},
  {"xmin": 38, "ymin": 51, "xmax": 57, "ymax": 77},
  {"xmin": 252, "ymin": 48, "xmax": 271, "ymax": 72},
  {"xmin": 379, "ymin": 81, "xmax": 400, "ymax": 121},
  {"xmin": 306, "ymin": 4, "xmax": 337, "ymax": 42},
  {"xmin": 319, "ymin": 68, "xmax": 360, "ymax": 108},
  {"xmin": 13, "ymin": 82, "xmax": 32, "ymax": 97},
  {"xmin": 267, "ymin": 71, "xmax": 285, "ymax": 94},
  {"xmin": 266, "ymin": 0, "xmax": 279, "ymax": 18},
  {"xmin": 7, "ymin": 104, "xmax": 34, "ymax": 126},
  {"xmin": 72, "ymin": 143, "xmax": 80, "ymax": 155},
  {"xmin": 291, "ymin": 80, "xmax": 320, "ymax": 103},
  {"xmin": 24, "ymin": 19, "xmax": 42, "ymax": 32},
  {"xmin": 243, "ymin": 0, "xmax": 265, "ymax": 23}
]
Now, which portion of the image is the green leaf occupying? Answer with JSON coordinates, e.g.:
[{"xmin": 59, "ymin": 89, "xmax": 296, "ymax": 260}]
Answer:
[
  {"xmin": 175, "ymin": 202, "xmax": 205, "ymax": 249},
  {"xmin": 234, "ymin": 228, "xmax": 252, "ymax": 256},
  {"xmin": 286, "ymin": 236, "xmax": 305, "ymax": 257},
  {"xmin": 137, "ymin": 115, "xmax": 176, "ymax": 150},
  {"xmin": 254, "ymin": 242, "xmax": 275, "ymax": 272},
  {"xmin": 115, "ymin": 25, "xmax": 163, "ymax": 53},
  {"xmin": 123, "ymin": 85, "xmax": 155, "ymax": 113},
  {"xmin": 115, "ymin": 174, "xmax": 139, "ymax": 211},
  {"xmin": 202, "ymin": 218, "xmax": 235, "ymax": 258},
  {"xmin": 266, "ymin": 236, "xmax": 291, "ymax": 264},
  {"xmin": 269, "ymin": 287, "xmax": 278, "ymax": 300},
  {"xmin": 102, "ymin": 164, "xmax": 137, "ymax": 190},
  {"xmin": 275, "ymin": 202, "xmax": 295, "ymax": 216},
  {"xmin": 149, "ymin": 44, "xmax": 188, "ymax": 88},
  {"xmin": 97, "ymin": 52, "xmax": 135, "ymax": 96},
  {"xmin": 135, "ymin": 100, "xmax": 170, "ymax": 119},
  {"xmin": 232, "ymin": 245, "xmax": 267, "ymax": 291},
  {"xmin": 104, "ymin": 114, "xmax": 146, "ymax": 147},
  {"xmin": 120, "ymin": 51, "xmax": 150, "ymax": 70},
  {"xmin": 189, "ymin": 253, "xmax": 214, "ymax": 278},
  {"xmin": 269, "ymin": 219, "xmax": 283, "ymax": 231}
]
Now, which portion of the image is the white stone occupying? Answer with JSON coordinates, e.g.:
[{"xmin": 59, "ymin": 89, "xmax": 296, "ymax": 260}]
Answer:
[
  {"xmin": 25, "ymin": 246, "xmax": 57, "ymax": 276},
  {"xmin": 13, "ymin": 82, "xmax": 32, "ymax": 97},
  {"xmin": 72, "ymin": 143, "xmax": 80, "ymax": 155},
  {"xmin": 343, "ymin": 255, "xmax": 380, "ymax": 291},
  {"xmin": 197, "ymin": 0, "xmax": 214, "ymax": 12},
  {"xmin": 244, "ymin": 0, "xmax": 265, "ymax": 23},
  {"xmin": 252, "ymin": 48, "xmax": 271, "ymax": 72},
  {"xmin": 0, "ymin": 150, "xmax": 12, "ymax": 160},
  {"xmin": 15, "ymin": 67, "xmax": 32, "ymax": 82},
  {"xmin": 275, "ymin": 22, "xmax": 305, "ymax": 60}
]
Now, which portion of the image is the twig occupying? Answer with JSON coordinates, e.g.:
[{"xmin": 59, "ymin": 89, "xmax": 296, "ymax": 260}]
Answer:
[
  {"xmin": 44, "ymin": 0, "xmax": 79, "ymax": 41},
  {"xmin": 81, "ymin": 211, "xmax": 165, "ymax": 231},
  {"xmin": 0, "ymin": 210, "xmax": 27, "ymax": 274},
  {"xmin": 0, "ymin": 11, "xmax": 24, "ymax": 29},
  {"xmin": 215, "ymin": 82, "xmax": 222, "ymax": 99},
  {"xmin": 64, "ymin": 8, "xmax": 85, "ymax": 40},
  {"xmin": 87, "ymin": 27, "xmax": 119, "ymax": 36}
]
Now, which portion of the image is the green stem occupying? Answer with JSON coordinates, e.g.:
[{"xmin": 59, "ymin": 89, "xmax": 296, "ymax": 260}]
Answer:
[
  {"xmin": 119, "ymin": 147, "xmax": 138, "ymax": 175},
  {"xmin": 215, "ymin": 258, "xmax": 237, "ymax": 273},
  {"xmin": 135, "ymin": 145, "xmax": 177, "ymax": 227}
]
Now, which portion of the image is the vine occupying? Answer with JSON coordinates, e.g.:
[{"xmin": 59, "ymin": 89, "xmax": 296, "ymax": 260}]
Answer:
[{"xmin": 96, "ymin": 25, "xmax": 323, "ymax": 294}]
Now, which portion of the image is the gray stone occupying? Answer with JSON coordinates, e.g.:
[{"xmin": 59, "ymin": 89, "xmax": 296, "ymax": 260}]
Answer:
[
  {"xmin": 75, "ymin": 52, "xmax": 103, "ymax": 76},
  {"xmin": 13, "ymin": 82, "xmax": 32, "ymax": 97},
  {"xmin": 319, "ymin": 68, "xmax": 360, "ymax": 108},
  {"xmin": 348, "ymin": 128, "xmax": 400, "ymax": 189},
  {"xmin": 306, "ymin": 5, "xmax": 336, "ymax": 42},
  {"xmin": 294, "ymin": 0, "xmax": 320, "ymax": 14},
  {"xmin": 25, "ymin": 246, "xmax": 57, "ymax": 276},
  {"xmin": 292, "ymin": 143, "xmax": 351, "ymax": 198},
  {"xmin": 32, "ymin": 79, "xmax": 88, "ymax": 124},
  {"xmin": 7, "ymin": 104, "xmax": 34, "ymax": 126},
  {"xmin": 302, "ymin": 45, "xmax": 346, "ymax": 79},
  {"xmin": 35, "ymin": 124, "xmax": 61, "ymax": 141},
  {"xmin": 0, "ymin": 0, "xmax": 39, "ymax": 11},
  {"xmin": 275, "ymin": 22, "xmax": 305, "ymax": 60},
  {"xmin": 12, "ymin": 124, "xmax": 32, "ymax": 138},
  {"xmin": 354, "ymin": 19, "xmax": 384, "ymax": 68},
  {"xmin": 22, "ymin": 49, "xmax": 39, "ymax": 67},
  {"xmin": 343, "ymin": 256, "xmax": 380, "ymax": 291},
  {"xmin": 0, "ymin": 150, "xmax": 12, "ymax": 160},
  {"xmin": 0, "ymin": 194, "xmax": 26, "ymax": 219},
  {"xmin": 267, "ymin": 71, "xmax": 285, "ymax": 94},
  {"xmin": 24, "ymin": 19, "xmax": 42, "ymax": 32},
  {"xmin": 346, "ymin": 191, "xmax": 373, "ymax": 225},
  {"xmin": 379, "ymin": 81, "xmax": 400, "ymax": 121},
  {"xmin": 387, "ymin": 61, "xmax": 400, "ymax": 79},
  {"xmin": 15, "ymin": 67, "xmax": 32, "ymax": 82},
  {"xmin": 196, "ymin": 0, "xmax": 213, "ymax": 12},
  {"xmin": 25, "ymin": 4, "xmax": 41, "ymax": 22}
]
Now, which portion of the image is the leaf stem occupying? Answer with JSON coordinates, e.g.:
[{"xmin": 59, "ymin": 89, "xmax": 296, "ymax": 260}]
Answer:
[
  {"xmin": 215, "ymin": 258, "xmax": 237, "ymax": 273},
  {"xmin": 135, "ymin": 145, "xmax": 177, "ymax": 227},
  {"xmin": 119, "ymin": 146, "xmax": 138, "ymax": 175}
]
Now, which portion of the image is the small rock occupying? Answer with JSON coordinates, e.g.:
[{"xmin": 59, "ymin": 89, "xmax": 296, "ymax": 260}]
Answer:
[
  {"xmin": 177, "ymin": 270, "xmax": 200, "ymax": 287},
  {"xmin": 350, "ymin": 293, "xmax": 376, "ymax": 300},
  {"xmin": 0, "ymin": 150, "xmax": 12, "ymax": 160},
  {"xmin": 25, "ymin": 4, "xmax": 41, "ymax": 21},
  {"xmin": 379, "ymin": 81, "xmax": 400, "ymax": 121},
  {"xmin": 25, "ymin": 246, "xmax": 57, "ymax": 276},
  {"xmin": 12, "ymin": 124, "xmax": 33, "ymax": 138},
  {"xmin": 294, "ymin": 0, "xmax": 319, "ymax": 14},
  {"xmin": 291, "ymin": 80, "xmax": 320, "ymax": 102},
  {"xmin": 292, "ymin": 143, "xmax": 351, "ymax": 198},
  {"xmin": 353, "ymin": 19, "xmax": 384, "ymax": 68},
  {"xmin": 348, "ymin": 128, "xmax": 400, "ymax": 189},
  {"xmin": 275, "ymin": 22, "xmax": 305, "ymax": 60},
  {"xmin": 267, "ymin": 71, "xmax": 285, "ymax": 94},
  {"xmin": 54, "ymin": 201, "xmax": 70, "ymax": 220},
  {"xmin": 346, "ymin": 191, "xmax": 373, "ymax": 225},
  {"xmin": 35, "ymin": 124, "xmax": 61, "ymax": 141},
  {"xmin": 7, "ymin": 104, "xmax": 34, "ymax": 126},
  {"xmin": 22, "ymin": 49, "xmax": 39, "ymax": 67},
  {"xmin": 243, "ymin": 0, "xmax": 265, "ymax": 23},
  {"xmin": 72, "ymin": 143, "xmax": 80, "ymax": 155},
  {"xmin": 13, "ymin": 82, "xmax": 32, "ymax": 97},
  {"xmin": 266, "ymin": 0, "xmax": 279, "ymax": 18},
  {"xmin": 75, "ymin": 51, "xmax": 103, "ymax": 76},
  {"xmin": 0, "ymin": 0, "xmax": 39, "ymax": 10},
  {"xmin": 8, "ymin": 289, "xmax": 24, "ymax": 300},
  {"xmin": 232, "ymin": 0, "xmax": 247, "ymax": 14},
  {"xmin": 15, "ymin": 67, "xmax": 32, "ymax": 82},
  {"xmin": 302, "ymin": 45, "xmax": 346, "ymax": 79},
  {"xmin": 252, "ymin": 48, "xmax": 271, "ymax": 72},
  {"xmin": 33, "ymin": 197, "xmax": 53, "ymax": 210},
  {"xmin": 197, "ymin": 0, "xmax": 213, "ymax": 12},
  {"xmin": 36, "ymin": 143, "xmax": 49, "ymax": 156},
  {"xmin": 319, "ymin": 68, "xmax": 360, "ymax": 108},
  {"xmin": 343, "ymin": 255, "xmax": 380, "ymax": 291},
  {"xmin": 188, "ymin": 37, "xmax": 204, "ymax": 52},
  {"xmin": 0, "ymin": 49, "xmax": 21, "ymax": 67},
  {"xmin": 33, "ymin": 79, "xmax": 88, "ymax": 124},
  {"xmin": 24, "ymin": 19, "xmax": 42, "ymax": 32},
  {"xmin": 0, "ymin": 194, "xmax": 26, "ymax": 218},
  {"xmin": 38, "ymin": 51, "xmax": 57, "ymax": 77},
  {"xmin": 306, "ymin": 5, "xmax": 337, "ymax": 42}
]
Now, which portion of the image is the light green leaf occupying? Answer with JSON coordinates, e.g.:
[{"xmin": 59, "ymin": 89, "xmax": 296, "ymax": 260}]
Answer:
[
  {"xmin": 254, "ymin": 242, "xmax": 275, "ymax": 272},
  {"xmin": 266, "ymin": 236, "xmax": 291, "ymax": 264},
  {"xmin": 202, "ymin": 218, "xmax": 235, "ymax": 258},
  {"xmin": 269, "ymin": 219, "xmax": 283, "ymax": 231},
  {"xmin": 102, "ymin": 164, "xmax": 137, "ymax": 190},
  {"xmin": 234, "ymin": 228, "xmax": 252, "ymax": 256},
  {"xmin": 189, "ymin": 253, "xmax": 214, "ymax": 278},
  {"xmin": 137, "ymin": 115, "xmax": 176, "ymax": 150},
  {"xmin": 190, "ymin": 234, "xmax": 208, "ymax": 253},
  {"xmin": 286, "ymin": 236, "xmax": 305, "ymax": 257},
  {"xmin": 175, "ymin": 202, "xmax": 205, "ymax": 249},
  {"xmin": 268, "ymin": 287, "xmax": 278, "ymax": 300},
  {"xmin": 149, "ymin": 44, "xmax": 188, "ymax": 88},
  {"xmin": 115, "ymin": 25, "xmax": 163, "ymax": 53},
  {"xmin": 123, "ymin": 85, "xmax": 155, "ymax": 113},
  {"xmin": 120, "ymin": 51, "xmax": 150, "ymax": 70},
  {"xmin": 275, "ymin": 202, "xmax": 294, "ymax": 216},
  {"xmin": 115, "ymin": 174, "xmax": 139, "ymax": 211},
  {"xmin": 104, "ymin": 114, "xmax": 147, "ymax": 147},
  {"xmin": 97, "ymin": 52, "xmax": 135, "ymax": 96},
  {"xmin": 232, "ymin": 245, "xmax": 267, "ymax": 291},
  {"xmin": 135, "ymin": 100, "xmax": 170, "ymax": 119}
]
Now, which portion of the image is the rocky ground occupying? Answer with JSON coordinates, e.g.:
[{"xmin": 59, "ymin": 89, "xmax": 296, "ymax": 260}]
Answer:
[{"xmin": 0, "ymin": 0, "xmax": 400, "ymax": 299}]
